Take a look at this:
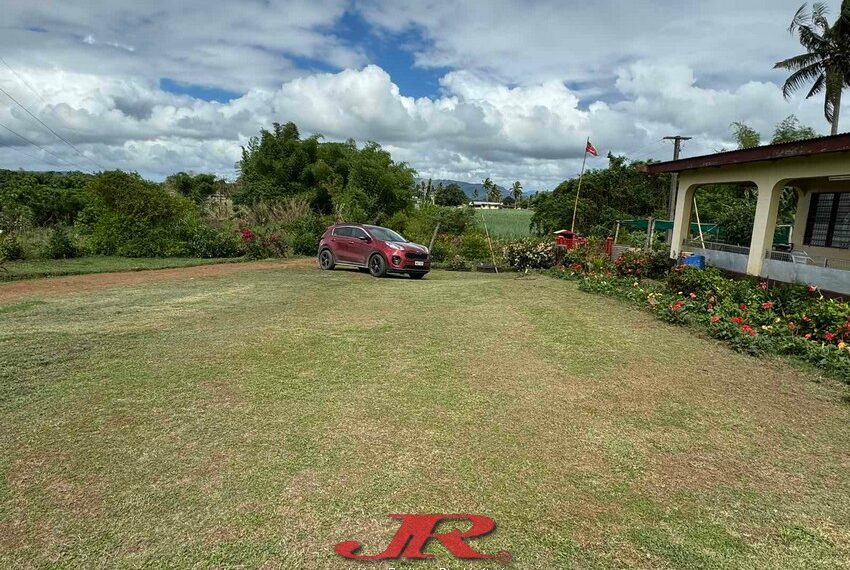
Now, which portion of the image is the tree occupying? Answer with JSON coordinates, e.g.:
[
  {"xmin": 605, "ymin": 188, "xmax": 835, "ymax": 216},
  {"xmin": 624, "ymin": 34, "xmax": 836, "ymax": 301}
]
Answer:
[
  {"xmin": 531, "ymin": 155, "xmax": 669, "ymax": 236},
  {"xmin": 731, "ymin": 122, "xmax": 761, "ymax": 149},
  {"xmin": 434, "ymin": 183, "xmax": 468, "ymax": 206},
  {"xmin": 774, "ymin": 1, "xmax": 850, "ymax": 135},
  {"xmin": 486, "ymin": 185, "xmax": 502, "ymax": 202},
  {"xmin": 510, "ymin": 181, "xmax": 523, "ymax": 208},
  {"xmin": 165, "ymin": 172, "xmax": 222, "ymax": 204},
  {"xmin": 771, "ymin": 114, "xmax": 818, "ymax": 143},
  {"xmin": 237, "ymin": 121, "xmax": 415, "ymax": 222}
]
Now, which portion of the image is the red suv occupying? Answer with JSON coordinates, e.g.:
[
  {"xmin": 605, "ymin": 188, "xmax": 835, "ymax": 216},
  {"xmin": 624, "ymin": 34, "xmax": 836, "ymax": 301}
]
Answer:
[{"xmin": 317, "ymin": 224, "xmax": 431, "ymax": 278}]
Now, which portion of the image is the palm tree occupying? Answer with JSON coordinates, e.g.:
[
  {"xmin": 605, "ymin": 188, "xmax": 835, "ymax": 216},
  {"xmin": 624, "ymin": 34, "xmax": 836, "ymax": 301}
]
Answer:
[
  {"xmin": 774, "ymin": 1, "xmax": 850, "ymax": 136},
  {"xmin": 510, "ymin": 181, "xmax": 523, "ymax": 208},
  {"xmin": 487, "ymin": 185, "xmax": 502, "ymax": 202}
]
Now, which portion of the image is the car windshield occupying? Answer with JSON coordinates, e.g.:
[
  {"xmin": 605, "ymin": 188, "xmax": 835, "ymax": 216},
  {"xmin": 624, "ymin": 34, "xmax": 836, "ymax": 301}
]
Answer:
[{"xmin": 367, "ymin": 227, "xmax": 407, "ymax": 242}]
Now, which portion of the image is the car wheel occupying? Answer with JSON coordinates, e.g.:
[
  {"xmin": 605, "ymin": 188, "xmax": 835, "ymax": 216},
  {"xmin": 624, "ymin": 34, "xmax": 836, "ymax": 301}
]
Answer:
[
  {"xmin": 368, "ymin": 254, "xmax": 387, "ymax": 277},
  {"xmin": 409, "ymin": 272, "xmax": 426, "ymax": 279},
  {"xmin": 319, "ymin": 248, "xmax": 335, "ymax": 270}
]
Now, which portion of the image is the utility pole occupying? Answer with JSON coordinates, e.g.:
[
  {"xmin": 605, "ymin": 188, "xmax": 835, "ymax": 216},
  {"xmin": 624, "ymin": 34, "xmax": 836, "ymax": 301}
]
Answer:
[{"xmin": 663, "ymin": 135, "xmax": 691, "ymax": 242}]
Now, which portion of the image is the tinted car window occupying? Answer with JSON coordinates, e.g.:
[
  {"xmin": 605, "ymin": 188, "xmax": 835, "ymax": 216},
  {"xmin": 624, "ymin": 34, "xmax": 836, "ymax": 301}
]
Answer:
[
  {"xmin": 333, "ymin": 226, "xmax": 352, "ymax": 237},
  {"xmin": 351, "ymin": 227, "xmax": 369, "ymax": 240}
]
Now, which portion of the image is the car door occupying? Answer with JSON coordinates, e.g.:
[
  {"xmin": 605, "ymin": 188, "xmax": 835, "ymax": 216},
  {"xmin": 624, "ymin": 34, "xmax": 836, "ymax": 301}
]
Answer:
[
  {"xmin": 349, "ymin": 227, "xmax": 372, "ymax": 265},
  {"xmin": 332, "ymin": 226, "xmax": 354, "ymax": 262}
]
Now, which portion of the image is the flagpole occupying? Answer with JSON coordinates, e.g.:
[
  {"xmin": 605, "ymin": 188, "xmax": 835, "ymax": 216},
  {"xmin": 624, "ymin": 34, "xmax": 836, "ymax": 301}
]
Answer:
[{"xmin": 571, "ymin": 137, "xmax": 589, "ymax": 233}]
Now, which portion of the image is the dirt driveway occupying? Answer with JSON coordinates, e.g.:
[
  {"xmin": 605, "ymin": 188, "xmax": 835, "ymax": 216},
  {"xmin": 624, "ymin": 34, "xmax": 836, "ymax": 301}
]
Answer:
[{"xmin": 0, "ymin": 258, "xmax": 315, "ymax": 303}]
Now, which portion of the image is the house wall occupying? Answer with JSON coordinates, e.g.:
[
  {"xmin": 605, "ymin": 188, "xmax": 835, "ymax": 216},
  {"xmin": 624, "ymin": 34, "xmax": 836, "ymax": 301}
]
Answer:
[
  {"xmin": 791, "ymin": 180, "xmax": 850, "ymax": 266},
  {"xmin": 671, "ymin": 150, "xmax": 850, "ymax": 277},
  {"xmin": 763, "ymin": 259, "xmax": 850, "ymax": 295}
]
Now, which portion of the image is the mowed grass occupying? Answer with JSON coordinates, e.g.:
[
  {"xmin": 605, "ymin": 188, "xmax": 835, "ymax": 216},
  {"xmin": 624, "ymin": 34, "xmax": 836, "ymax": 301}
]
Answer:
[
  {"xmin": 2, "ymin": 267, "xmax": 850, "ymax": 568},
  {"xmin": 475, "ymin": 208, "xmax": 534, "ymax": 238},
  {"xmin": 0, "ymin": 256, "xmax": 243, "ymax": 282}
]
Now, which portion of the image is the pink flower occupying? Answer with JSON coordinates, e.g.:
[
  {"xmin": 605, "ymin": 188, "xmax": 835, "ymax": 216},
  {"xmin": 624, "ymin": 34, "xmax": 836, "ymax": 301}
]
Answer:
[
  {"xmin": 710, "ymin": 315, "xmax": 721, "ymax": 324},
  {"xmin": 739, "ymin": 304, "xmax": 748, "ymax": 311},
  {"xmin": 758, "ymin": 281, "xmax": 769, "ymax": 290},
  {"xmin": 689, "ymin": 292, "xmax": 697, "ymax": 300},
  {"xmin": 741, "ymin": 325, "xmax": 757, "ymax": 336},
  {"xmin": 671, "ymin": 301, "xmax": 684, "ymax": 312},
  {"xmin": 761, "ymin": 301, "xmax": 774, "ymax": 309},
  {"xmin": 731, "ymin": 316, "xmax": 744, "ymax": 325},
  {"xmin": 807, "ymin": 285, "xmax": 817, "ymax": 294},
  {"xmin": 824, "ymin": 332, "xmax": 835, "ymax": 341}
]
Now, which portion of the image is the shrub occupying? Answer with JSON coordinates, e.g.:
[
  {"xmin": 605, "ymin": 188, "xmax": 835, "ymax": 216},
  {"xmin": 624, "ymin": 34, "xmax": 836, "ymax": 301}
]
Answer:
[
  {"xmin": 46, "ymin": 226, "xmax": 77, "ymax": 259},
  {"xmin": 502, "ymin": 239, "xmax": 556, "ymax": 271},
  {"xmin": 459, "ymin": 231, "xmax": 492, "ymax": 262},
  {"xmin": 240, "ymin": 227, "xmax": 289, "ymax": 259},
  {"xmin": 0, "ymin": 232, "xmax": 24, "ymax": 261},
  {"xmin": 185, "ymin": 224, "xmax": 244, "ymax": 258},
  {"xmin": 445, "ymin": 255, "xmax": 472, "ymax": 271},
  {"xmin": 85, "ymin": 171, "xmax": 201, "ymax": 257},
  {"xmin": 614, "ymin": 249, "xmax": 671, "ymax": 279}
]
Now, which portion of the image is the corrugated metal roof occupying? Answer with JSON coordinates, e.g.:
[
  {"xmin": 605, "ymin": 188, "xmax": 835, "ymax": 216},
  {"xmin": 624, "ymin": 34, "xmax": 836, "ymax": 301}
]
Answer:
[{"xmin": 638, "ymin": 132, "xmax": 850, "ymax": 174}]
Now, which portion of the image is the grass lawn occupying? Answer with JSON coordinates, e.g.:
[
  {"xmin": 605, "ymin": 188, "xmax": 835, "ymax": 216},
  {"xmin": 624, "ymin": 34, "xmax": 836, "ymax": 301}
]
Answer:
[
  {"xmin": 0, "ymin": 256, "xmax": 243, "ymax": 282},
  {"xmin": 2, "ymin": 266, "xmax": 850, "ymax": 568},
  {"xmin": 475, "ymin": 208, "xmax": 535, "ymax": 239}
]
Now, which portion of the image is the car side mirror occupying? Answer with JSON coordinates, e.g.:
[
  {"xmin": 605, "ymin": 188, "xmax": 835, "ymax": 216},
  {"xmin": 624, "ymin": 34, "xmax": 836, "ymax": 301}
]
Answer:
[{"xmin": 358, "ymin": 235, "xmax": 370, "ymax": 242}]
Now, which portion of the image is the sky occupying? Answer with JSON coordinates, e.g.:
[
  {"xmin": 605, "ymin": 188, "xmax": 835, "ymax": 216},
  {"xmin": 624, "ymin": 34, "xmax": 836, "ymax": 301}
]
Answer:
[{"xmin": 0, "ymin": 0, "xmax": 842, "ymax": 191}]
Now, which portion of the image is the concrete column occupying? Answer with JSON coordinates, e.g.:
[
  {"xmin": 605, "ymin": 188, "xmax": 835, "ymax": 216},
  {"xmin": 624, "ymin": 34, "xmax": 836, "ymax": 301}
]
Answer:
[
  {"xmin": 669, "ymin": 183, "xmax": 697, "ymax": 259},
  {"xmin": 746, "ymin": 179, "xmax": 783, "ymax": 276}
]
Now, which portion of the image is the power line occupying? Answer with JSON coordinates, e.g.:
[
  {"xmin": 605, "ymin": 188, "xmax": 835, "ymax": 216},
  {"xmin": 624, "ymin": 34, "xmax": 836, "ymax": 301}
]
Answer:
[
  {"xmin": 0, "ymin": 56, "xmax": 49, "ymax": 106},
  {"xmin": 0, "ymin": 83, "xmax": 106, "ymax": 171},
  {"xmin": 0, "ymin": 120, "xmax": 82, "ymax": 169},
  {"xmin": 0, "ymin": 56, "xmax": 85, "ymax": 135}
]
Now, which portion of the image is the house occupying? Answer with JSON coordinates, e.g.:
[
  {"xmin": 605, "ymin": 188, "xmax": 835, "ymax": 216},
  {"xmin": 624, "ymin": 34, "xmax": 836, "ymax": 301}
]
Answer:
[
  {"xmin": 640, "ymin": 133, "xmax": 850, "ymax": 295},
  {"xmin": 469, "ymin": 201, "xmax": 503, "ymax": 209}
]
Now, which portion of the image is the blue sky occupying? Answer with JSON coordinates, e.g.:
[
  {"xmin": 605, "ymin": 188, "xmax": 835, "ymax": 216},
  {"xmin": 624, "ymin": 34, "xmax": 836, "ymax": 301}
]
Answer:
[{"xmin": 0, "ymin": 0, "xmax": 836, "ymax": 187}]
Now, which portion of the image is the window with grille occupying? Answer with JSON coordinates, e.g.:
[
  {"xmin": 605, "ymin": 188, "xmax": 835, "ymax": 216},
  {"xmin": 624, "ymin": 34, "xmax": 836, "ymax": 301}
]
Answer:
[{"xmin": 804, "ymin": 192, "xmax": 850, "ymax": 249}]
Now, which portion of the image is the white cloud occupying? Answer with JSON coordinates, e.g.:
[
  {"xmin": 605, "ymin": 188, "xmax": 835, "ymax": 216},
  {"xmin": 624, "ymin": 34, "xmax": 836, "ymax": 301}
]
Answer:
[{"xmin": 0, "ymin": 1, "xmax": 839, "ymax": 191}]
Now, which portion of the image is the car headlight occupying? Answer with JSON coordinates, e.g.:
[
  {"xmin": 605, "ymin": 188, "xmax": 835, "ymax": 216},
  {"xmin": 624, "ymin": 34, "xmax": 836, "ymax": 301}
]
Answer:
[{"xmin": 386, "ymin": 242, "xmax": 404, "ymax": 251}]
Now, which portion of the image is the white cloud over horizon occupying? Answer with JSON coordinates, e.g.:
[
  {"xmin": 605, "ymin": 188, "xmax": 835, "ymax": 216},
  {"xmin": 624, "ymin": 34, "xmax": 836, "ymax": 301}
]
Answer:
[{"xmin": 0, "ymin": 0, "xmax": 842, "ymax": 191}]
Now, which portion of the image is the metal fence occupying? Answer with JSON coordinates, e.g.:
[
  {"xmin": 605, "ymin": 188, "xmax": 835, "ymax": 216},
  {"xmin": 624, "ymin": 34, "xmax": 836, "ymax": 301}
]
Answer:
[
  {"xmin": 765, "ymin": 250, "xmax": 850, "ymax": 272},
  {"xmin": 685, "ymin": 240, "xmax": 750, "ymax": 256}
]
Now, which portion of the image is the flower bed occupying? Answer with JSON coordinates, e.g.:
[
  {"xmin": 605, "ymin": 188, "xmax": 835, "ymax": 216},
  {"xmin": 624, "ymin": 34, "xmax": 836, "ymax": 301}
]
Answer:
[{"xmin": 546, "ymin": 264, "xmax": 850, "ymax": 380}]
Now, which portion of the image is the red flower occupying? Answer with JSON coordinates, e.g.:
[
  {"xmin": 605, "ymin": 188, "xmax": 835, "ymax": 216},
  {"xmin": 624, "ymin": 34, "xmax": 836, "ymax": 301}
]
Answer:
[
  {"xmin": 741, "ymin": 325, "xmax": 757, "ymax": 336},
  {"xmin": 824, "ymin": 332, "xmax": 835, "ymax": 341},
  {"xmin": 761, "ymin": 301, "xmax": 774, "ymax": 309},
  {"xmin": 807, "ymin": 285, "xmax": 817, "ymax": 294},
  {"xmin": 240, "ymin": 228, "xmax": 254, "ymax": 241},
  {"xmin": 689, "ymin": 292, "xmax": 697, "ymax": 300},
  {"xmin": 757, "ymin": 281, "xmax": 769, "ymax": 290},
  {"xmin": 671, "ymin": 301, "xmax": 684, "ymax": 312},
  {"xmin": 710, "ymin": 315, "xmax": 721, "ymax": 324},
  {"xmin": 730, "ymin": 316, "xmax": 744, "ymax": 325},
  {"xmin": 739, "ymin": 304, "xmax": 748, "ymax": 311}
]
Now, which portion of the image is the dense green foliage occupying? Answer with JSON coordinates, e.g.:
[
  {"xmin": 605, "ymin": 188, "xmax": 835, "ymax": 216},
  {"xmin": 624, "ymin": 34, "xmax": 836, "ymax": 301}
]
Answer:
[
  {"xmin": 434, "ymin": 182, "xmax": 467, "ymax": 206},
  {"xmin": 531, "ymin": 155, "xmax": 670, "ymax": 237},
  {"xmin": 165, "ymin": 172, "xmax": 223, "ymax": 204},
  {"xmin": 236, "ymin": 122, "xmax": 416, "ymax": 223},
  {"xmin": 0, "ymin": 170, "xmax": 92, "ymax": 230}
]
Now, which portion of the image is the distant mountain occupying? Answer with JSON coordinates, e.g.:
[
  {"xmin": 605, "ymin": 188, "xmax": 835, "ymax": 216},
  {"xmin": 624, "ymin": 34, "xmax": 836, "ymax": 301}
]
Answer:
[{"xmin": 415, "ymin": 178, "xmax": 508, "ymax": 200}]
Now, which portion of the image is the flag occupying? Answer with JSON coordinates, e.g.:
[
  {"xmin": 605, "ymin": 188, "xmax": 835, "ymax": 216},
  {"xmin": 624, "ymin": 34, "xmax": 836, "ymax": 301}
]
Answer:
[{"xmin": 586, "ymin": 140, "xmax": 598, "ymax": 157}]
